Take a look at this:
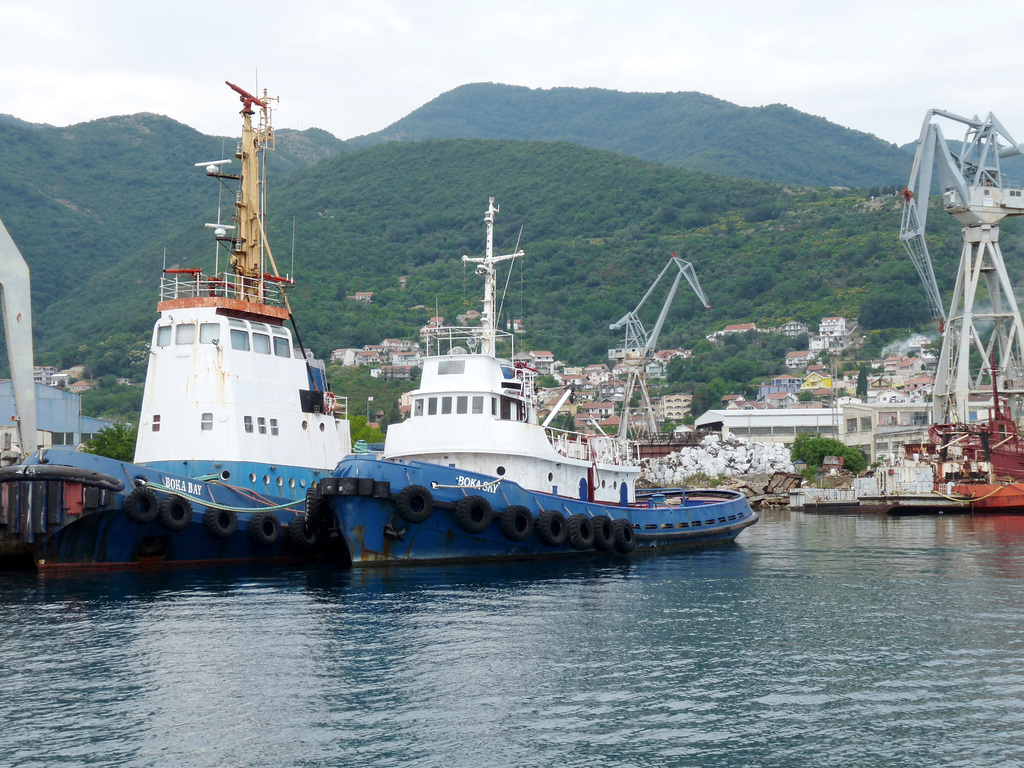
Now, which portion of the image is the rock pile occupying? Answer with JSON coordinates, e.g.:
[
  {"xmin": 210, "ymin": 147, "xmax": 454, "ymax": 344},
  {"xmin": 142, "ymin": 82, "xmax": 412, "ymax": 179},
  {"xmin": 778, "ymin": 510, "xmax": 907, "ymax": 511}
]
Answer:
[{"xmin": 641, "ymin": 433, "xmax": 795, "ymax": 486}]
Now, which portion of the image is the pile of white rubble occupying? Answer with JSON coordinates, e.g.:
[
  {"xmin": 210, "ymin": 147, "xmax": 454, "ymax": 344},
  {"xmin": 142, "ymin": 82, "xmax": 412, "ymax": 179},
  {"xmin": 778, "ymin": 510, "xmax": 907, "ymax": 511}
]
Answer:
[{"xmin": 641, "ymin": 433, "xmax": 795, "ymax": 485}]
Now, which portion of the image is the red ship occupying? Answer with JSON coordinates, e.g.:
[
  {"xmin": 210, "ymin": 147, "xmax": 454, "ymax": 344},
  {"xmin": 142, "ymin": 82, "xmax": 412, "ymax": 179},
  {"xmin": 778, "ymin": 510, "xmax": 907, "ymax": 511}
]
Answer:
[{"xmin": 918, "ymin": 374, "xmax": 1024, "ymax": 512}]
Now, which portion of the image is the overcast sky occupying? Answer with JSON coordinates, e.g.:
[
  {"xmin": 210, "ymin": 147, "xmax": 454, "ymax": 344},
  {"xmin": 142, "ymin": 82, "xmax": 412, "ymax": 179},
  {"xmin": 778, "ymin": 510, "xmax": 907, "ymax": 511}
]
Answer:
[{"xmin": 4, "ymin": 1, "xmax": 1023, "ymax": 148}]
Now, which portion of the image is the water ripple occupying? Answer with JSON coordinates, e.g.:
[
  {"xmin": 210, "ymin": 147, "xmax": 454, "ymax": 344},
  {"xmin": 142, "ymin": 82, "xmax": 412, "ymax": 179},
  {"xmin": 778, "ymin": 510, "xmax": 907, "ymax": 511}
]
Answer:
[{"xmin": 2, "ymin": 513, "xmax": 1024, "ymax": 766}]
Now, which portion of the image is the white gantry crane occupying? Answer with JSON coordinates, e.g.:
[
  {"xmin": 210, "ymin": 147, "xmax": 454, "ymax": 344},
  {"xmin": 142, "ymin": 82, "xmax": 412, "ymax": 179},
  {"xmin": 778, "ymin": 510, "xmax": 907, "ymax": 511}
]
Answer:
[
  {"xmin": 609, "ymin": 254, "xmax": 710, "ymax": 438},
  {"xmin": 900, "ymin": 109, "xmax": 1024, "ymax": 423}
]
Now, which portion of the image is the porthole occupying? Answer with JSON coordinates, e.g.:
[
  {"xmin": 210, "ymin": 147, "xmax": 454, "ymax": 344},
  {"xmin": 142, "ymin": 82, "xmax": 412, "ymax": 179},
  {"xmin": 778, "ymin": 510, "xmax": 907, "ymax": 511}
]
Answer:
[
  {"xmin": 302, "ymin": 420, "xmax": 308, "ymax": 430},
  {"xmin": 496, "ymin": 466, "xmax": 506, "ymax": 476},
  {"xmin": 299, "ymin": 479, "xmax": 307, "ymax": 488},
  {"xmin": 289, "ymin": 478, "xmax": 295, "ymax": 489},
  {"xmin": 602, "ymin": 480, "xmax": 606, "ymax": 488},
  {"xmin": 277, "ymin": 477, "xmax": 283, "ymax": 487},
  {"xmin": 319, "ymin": 422, "xmax": 325, "ymax": 432},
  {"xmin": 248, "ymin": 472, "xmax": 257, "ymax": 483},
  {"xmin": 263, "ymin": 474, "xmax": 270, "ymax": 485},
  {"xmin": 220, "ymin": 470, "xmax": 231, "ymax": 481},
  {"xmin": 547, "ymin": 472, "xmax": 554, "ymax": 482}
]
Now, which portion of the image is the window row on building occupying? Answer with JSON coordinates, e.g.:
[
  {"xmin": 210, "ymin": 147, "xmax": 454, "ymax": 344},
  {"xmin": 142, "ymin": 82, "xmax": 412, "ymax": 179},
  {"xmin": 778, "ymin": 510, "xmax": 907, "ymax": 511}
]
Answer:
[{"xmin": 155, "ymin": 319, "xmax": 294, "ymax": 358}]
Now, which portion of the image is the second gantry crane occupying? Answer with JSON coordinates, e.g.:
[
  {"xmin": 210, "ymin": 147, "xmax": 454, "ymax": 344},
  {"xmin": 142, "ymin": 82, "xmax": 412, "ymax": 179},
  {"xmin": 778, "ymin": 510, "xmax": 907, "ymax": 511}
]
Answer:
[
  {"xmin": 900, "ymin": 109, "xmax": 1024, "ymax": 423},
  {"xmin": 609, "ymin": 254, "xmax": 710, "ymax": 439}
]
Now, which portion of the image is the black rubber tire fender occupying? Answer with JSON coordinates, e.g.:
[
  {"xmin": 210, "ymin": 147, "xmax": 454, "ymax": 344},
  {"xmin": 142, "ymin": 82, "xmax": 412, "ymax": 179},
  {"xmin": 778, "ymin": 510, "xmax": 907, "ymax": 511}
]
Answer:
[
  {"xmin": 455, "ymin": 495, "xmax": 492, "ymax": 534},
  {"xmin": 592, "ymin": 515, "xmax": 614, "ymax": 552},
  {"xmin": 612, "ymin": 518, "xmax": 636, "ymax": 554},
  {"xmin": 204, "ymin": 507, "xmax": 238, "ymax": 540},
  {"xmin": 249, "ymin": 510, "xmax": 281, "ymax": 546},
  {"xmin": 499, "ymin": 505, "xmax": 534, "ymax": 542},
  {"xmin": 395, "ymin": 484, "xmax": 433, "ymax": 524},
  {"xmin": 536, "ymin": 509, "xmax": 567, "ymax": 547},
  {"xmin": 157, "ymin": 493, "xmax": 193, "ymax": 532},
  {"xmin": 124, "ymin": 487, "xmax": 159, "ymax": 524},
  {"xmin": 305, "ymin": 486, "xmax": 324, "ymax": 527},
  {"xmin": 566, "ymin": 514, "xmax": 595, "ymax": 551},
  {"xmin": 288, "ymin": 516, "xmax": 318, "ymax": 548}
]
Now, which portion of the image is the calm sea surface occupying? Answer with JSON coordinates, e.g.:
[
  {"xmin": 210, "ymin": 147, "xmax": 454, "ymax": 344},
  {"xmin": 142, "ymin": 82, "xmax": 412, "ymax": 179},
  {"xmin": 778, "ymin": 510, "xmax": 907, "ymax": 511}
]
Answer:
[{"xmin": 2, "ymin": 510, "xmax": 1024, "ymax": 768}]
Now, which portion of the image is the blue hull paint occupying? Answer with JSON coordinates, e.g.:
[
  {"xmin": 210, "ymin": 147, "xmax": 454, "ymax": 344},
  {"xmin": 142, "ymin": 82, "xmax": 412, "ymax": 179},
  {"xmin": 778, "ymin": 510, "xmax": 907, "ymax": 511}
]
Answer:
[
  {"xmin": 1, "ymin": 450, "xmax": 326, "ymax": 570},
  {"xmin": 325, "ymin": 455, "xmax": 758, "ymax": 566}
]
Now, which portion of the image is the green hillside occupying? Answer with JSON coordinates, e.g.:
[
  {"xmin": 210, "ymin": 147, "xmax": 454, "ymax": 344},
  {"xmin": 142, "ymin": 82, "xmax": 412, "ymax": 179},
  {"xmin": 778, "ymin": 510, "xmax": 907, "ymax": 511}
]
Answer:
[
  {"xmin": 8, "ymin": 135, "xmax": 995, "ymax": 381},
  {"xmin": 348, "ymin": 84, "xmax": 913, "ymax": 189}
]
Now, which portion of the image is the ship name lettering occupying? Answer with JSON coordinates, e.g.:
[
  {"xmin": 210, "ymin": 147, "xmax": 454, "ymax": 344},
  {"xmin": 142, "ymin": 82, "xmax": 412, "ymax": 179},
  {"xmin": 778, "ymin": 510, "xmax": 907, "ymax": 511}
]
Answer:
[
  {"xmin": 162, "ymin": 476, "xmax": 204, "ymax": 495},
  {"xmin": 455, "ymin": 476, "xmax": 498, "ymax": 493}
]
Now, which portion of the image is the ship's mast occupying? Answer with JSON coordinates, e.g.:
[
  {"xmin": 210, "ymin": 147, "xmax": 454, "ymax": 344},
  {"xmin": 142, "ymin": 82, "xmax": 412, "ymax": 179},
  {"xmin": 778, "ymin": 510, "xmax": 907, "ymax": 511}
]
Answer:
[
  {"xmin": 226, "ymin": 81, "xmax": 277, "ymax": 302},
  {"xmin": 462, "ymin": 198, "xmax": 523, "ymax": 356}
]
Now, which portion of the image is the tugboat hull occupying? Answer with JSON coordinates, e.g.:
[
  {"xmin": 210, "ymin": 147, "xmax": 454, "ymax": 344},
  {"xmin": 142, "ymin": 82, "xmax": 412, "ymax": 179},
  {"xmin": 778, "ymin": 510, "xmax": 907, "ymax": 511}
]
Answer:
[{"xmin": 319, "ymin": 455, "xmax": 758, "ymax": 566}]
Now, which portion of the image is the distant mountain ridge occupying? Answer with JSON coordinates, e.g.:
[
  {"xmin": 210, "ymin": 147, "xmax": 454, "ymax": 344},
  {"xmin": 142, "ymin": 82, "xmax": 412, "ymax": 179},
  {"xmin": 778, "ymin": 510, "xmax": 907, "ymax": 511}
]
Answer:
[{"xmin": 347, "ymin": 83, "xmax": 913, "ymax": 188}]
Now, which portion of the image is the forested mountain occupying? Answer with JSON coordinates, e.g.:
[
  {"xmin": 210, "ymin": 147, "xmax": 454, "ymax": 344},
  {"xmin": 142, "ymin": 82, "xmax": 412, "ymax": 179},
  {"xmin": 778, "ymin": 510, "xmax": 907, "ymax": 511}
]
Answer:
[
  {"xmin": 4, "ymin": 102, "xmax": 1021, "ymax": 397},
  {"xmin": 347, "ymin": 84, "xmax": 913, "ymax": 189}
]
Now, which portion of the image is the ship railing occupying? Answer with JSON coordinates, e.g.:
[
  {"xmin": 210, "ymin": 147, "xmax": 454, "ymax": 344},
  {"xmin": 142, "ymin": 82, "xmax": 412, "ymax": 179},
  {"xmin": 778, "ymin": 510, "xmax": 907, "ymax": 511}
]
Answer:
[
  {"xmin": 544, "ymin": 427, "xmax": 638, "ymax": 465},
  {"xmin": 423, "ymin": 325, "xmax": 514, "ymax": 357},
  {"xmin": 332, "ymin": 395, "xmax": 349, "ymax": 419},
  {"xmin": 545, "ymin": 426, "xmax": 594, "ymax": 461},
  {"xmin": 160, "ymin": 270, "xmax": 289, "ymax": 308}
]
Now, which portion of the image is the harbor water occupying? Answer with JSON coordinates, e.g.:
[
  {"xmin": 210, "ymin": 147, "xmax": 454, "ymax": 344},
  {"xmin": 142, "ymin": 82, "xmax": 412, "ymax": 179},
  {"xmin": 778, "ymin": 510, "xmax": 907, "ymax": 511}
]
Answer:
[{"xmin": 2, "ymin": 509, "xmax": 1023, "ymax": 767}]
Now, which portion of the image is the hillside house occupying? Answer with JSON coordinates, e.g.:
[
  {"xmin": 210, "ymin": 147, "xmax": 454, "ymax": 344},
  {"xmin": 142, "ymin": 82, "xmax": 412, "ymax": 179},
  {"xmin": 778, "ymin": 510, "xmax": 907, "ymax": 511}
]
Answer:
[
  {"xmin": 599, "ymin": 378, "xmax": 627, "ymax": 401},
  {"xmin": 904, "ymin": 376, "xmax": 935, "ymax": 398},
  {"xmin": 34, "ymin": 366, "xmax": 56, "ymax": 386},
  {"xmin": 392, "ymin": 351, "xmax": 422, "ymax": 367},
  {"xmin": 778, "ymin": 320, "xmax": 809, "ymax": 338},
  {"xmin": 331, "ymin": 348, "xmax": 359, "ymax": 366},
  {"xmin": 658, "ymin": 393, "xmax": 692, "ymax": 421},
  {"xmin": 379, "ymin": 365, "xmax": 415, "ymax": 381},
  {"xmin": 761, "ymin": 391, "xmax": 800, "ymax": 407},
  {"xmin": 528, "ymin": 351, "xmax": 555, "ymax": 374},
  {"xmin": 349, "ymin": 291, "xmax": 374, "ymax": 303},
  {"xmin": 707, "ymin": 322, "xmax": 758, "ymax": 342},
  {"xmin": 801, "ymin": 372, "xmax": 833, "ymax": 390},
  {"xmin": 786, "ymin": 350, "xmax": 815, "ymax": 369},
  {"xmin": 759, "ymin": 376, "xmax": 803, "ymax": 397}
]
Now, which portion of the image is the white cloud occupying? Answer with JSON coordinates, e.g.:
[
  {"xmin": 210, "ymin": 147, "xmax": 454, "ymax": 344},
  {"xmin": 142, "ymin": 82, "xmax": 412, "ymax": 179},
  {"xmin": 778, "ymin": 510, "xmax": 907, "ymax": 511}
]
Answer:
[{"xmin": 4, "ymin": 0, "xmax": 1024, "ymax": 147}]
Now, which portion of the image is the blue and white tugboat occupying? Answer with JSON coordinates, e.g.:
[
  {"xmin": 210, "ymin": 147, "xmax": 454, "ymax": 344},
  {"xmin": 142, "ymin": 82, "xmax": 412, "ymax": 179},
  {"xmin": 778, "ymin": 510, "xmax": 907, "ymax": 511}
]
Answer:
[
  {"xmin": 311, "ymin": 199, "xmax": 757, "ymax": 565},
  {"xmin": 0, "ymin": 82, "xmax": 350, "ymax": 570}
]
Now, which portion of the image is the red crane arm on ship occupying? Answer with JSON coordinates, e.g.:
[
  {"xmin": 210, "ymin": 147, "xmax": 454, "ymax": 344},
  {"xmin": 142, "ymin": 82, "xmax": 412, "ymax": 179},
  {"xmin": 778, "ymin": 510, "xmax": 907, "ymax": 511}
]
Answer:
[
  {"xmin": 164, "ymin": 268, "xmax": 202, "ymax": 275},
  {"xmin": 262, "ymin": 273, "xmax": 294, "ymax": 285},
  {"xmin": 225, "ymin": 81, "xmax": 266, "ymax": 113}
]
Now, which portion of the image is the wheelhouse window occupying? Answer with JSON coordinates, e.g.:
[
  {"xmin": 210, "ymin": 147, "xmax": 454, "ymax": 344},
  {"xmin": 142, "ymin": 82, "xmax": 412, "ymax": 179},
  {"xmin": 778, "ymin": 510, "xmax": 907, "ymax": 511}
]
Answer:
[
  {"xmin": 472, "ymin": 396, "xmax": 483, "ymax": 414},
  {"xmin": 428, "ymin": 397, "xmax": 438, "ymax": 416},
  {"xmin": 244, "ymin": 415, "xmax": 254, "ymax": 433},
  {"xmin": 152, "ymin": 414, "xmax": 161, "ymax": 432},
  {"xmin": 273, "ymin": 337, "xmax": 290, "ymax": 357},
  {"xmin": 438, "ymin": 360, "xmax": 466, "ymax": 375},
  {"xmin": 230, "ymin": 329, "xmax": 250, "ymax": 351},
  {"xmin": 492, "ymin": 397, "xmax": 498, "ymax": 416},
  {"xmin": 257, "ymin": 417, "xmax": 267, "ymax": 435},
  {"xmin": 414, "ymin": 399, "xmax": 424, "ymax": 417},
  {"xmin": 200, "ymin": 323, "xmax": 220, "ymax": 344},
  {"xmin": 270, "ymin": 418, "xmax": 279, "ymax": 436},
  {"xmin": 253, "ymin": 333, "xmax": 271, "ymax": 355},
  {"xmin": 156, "ymin": 326, "xmax": 172, "ymax": 347},
  {"xmin": 457, "ymin": 396, "xmax": 468, "ymax": 414},
  {"xmin": 201, "ymin": 413, "xmax": 213, "ymax": 431},
  {"xmin": 176, "ymin": 323, "xmax": 196, "ymax": 344},
  {"xmin": 441, "ymin": 397, "xmax": 452, "ymax": 415}
]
